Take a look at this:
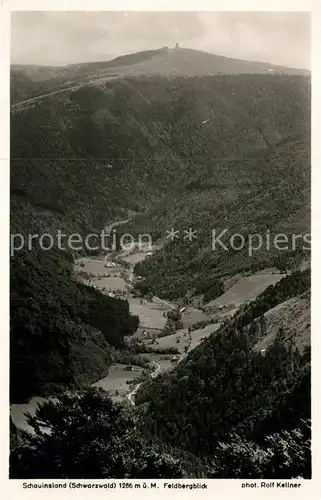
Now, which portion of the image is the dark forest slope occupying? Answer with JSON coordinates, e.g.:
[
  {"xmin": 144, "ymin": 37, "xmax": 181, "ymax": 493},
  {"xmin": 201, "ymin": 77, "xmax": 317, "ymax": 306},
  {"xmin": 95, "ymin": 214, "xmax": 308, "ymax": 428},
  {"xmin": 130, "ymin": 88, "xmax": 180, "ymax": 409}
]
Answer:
[
  {"xmin": 11, "ymin": 73, "xmax": 310, "ymax": 299},
  {"xmin": 10, "ymin": 247, "xmax": 139, "ymax": 403},
  {"xmin": 135, "ymin": 270, "xmax": 311, "ymax": 475},
  {"xmin": 10, "ymin": 56, "xmax": 311, "ymax": 480}
]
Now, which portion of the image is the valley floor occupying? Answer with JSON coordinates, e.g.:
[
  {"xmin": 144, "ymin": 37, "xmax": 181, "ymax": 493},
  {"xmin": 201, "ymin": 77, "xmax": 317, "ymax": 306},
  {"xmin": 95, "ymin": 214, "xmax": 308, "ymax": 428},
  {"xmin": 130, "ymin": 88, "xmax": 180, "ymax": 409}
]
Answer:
[{"xmin": 11, "ymin": 239, "xmax": 310, "ymax": 431}]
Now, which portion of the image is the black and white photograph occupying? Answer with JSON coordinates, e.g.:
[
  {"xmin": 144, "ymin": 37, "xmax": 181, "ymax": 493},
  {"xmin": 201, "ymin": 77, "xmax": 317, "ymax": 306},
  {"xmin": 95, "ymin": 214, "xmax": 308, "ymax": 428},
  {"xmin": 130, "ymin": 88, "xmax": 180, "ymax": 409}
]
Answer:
[{"xmin": 8, "ymin": 9, "xmax": 312, "ymax": 483}]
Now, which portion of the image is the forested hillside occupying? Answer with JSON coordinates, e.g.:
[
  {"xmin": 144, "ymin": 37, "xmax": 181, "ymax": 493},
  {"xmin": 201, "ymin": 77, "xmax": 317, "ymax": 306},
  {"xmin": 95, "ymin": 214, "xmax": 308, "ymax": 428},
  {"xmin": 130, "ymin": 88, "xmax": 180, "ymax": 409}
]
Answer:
[
  {"xmin": 11, "ymin": 73, "xmax": 310, "ymax": 299},
  {"xmin": 10, "ymin": 49, "xmax": 311, "ymax": 479},
  {"xmin": 134, "ymin": 270, "xmax": 311, "ymax": 476},
  {"xmin": 10, "ymin": 247, "xmax": 139, "ymax": 403},
  {"xmin": 10, "ymin": 270, "xmax": 311, "ymax": 479}
]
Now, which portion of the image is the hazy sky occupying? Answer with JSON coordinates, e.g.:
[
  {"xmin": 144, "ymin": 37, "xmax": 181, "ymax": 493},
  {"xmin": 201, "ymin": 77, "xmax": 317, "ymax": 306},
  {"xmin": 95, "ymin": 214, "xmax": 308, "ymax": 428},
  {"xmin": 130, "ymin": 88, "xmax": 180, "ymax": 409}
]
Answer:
[{"xmin": 11, "ymin": 11, "xmax": 310, "ymax": 69}]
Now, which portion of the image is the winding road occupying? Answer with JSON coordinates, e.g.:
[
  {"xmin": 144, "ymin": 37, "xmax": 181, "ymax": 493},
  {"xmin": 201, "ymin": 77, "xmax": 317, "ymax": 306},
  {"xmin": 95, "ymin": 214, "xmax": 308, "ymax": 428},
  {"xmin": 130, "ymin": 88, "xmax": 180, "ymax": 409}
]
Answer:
[
  {"xmin": 154, "ymin": 296, "xmax": 176, "ymax": 310},
  {"xmin": 126, "ymin": 361, "xmax": 161, "ymax": 406},
  {"xmin": 11, "ymin": 76, "xmax": 119, "ymax": 114}
]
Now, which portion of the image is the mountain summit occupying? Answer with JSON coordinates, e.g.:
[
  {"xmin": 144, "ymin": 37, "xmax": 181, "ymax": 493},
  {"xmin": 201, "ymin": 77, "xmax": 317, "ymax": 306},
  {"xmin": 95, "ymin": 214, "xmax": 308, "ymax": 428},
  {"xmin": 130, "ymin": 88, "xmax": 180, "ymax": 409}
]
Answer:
[{"xmin": 11, "ymin": 47, "xmax": 309, "ymax": 105}]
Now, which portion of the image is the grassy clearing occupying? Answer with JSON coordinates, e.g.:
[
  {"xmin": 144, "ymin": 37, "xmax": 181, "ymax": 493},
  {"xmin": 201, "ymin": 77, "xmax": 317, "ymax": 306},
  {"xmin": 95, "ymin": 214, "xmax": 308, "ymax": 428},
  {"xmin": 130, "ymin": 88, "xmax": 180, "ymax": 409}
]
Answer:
[
  {"xmin": 253, "ymin": 291, "xmax": 310, "ymax": 354},
  {"xmin": 123, "ymin": 251, "xmax": 152, "ymax": 265},
  {"xmin": 148, "ymin": 330, "xmax": 189, "ymax": 353},
  {"xmin": 205, "ymin": 273, "xmax": 285, "ymax": 310},
  {"xmin": 181, "ymin": 307, "xmax": 211, "ymax": 329},
  {"xmin": 127, "ymin": 297, "xmax": 169, "ymax": 329},
  {"xmin": 10, "ymin": 397, "xmax": 47, "ymax": 433},
  {"xmin": 92, "ymin": 363, "xmax": 144, "ymax": 399},
  {"xmin": 147, "ymin": 323, "xmax": 222, "ymax": 356},
  {"xmin": 91, "ymin": 276, "xmax": 128, "ymax": 291},
  {"xmin": 74, "ymin": 257, "xmax": 129, "ymax": 292},
  {"xmin": 188, "ymin": 324, "xmax": 221, "ymax": 351},
  {"xmin": 141, "ymin": 353, "xmax": 175, "ymax": 371},
  {"xmin": 75, "ymin": 258, "xmax": 107, "ymax": 274}
]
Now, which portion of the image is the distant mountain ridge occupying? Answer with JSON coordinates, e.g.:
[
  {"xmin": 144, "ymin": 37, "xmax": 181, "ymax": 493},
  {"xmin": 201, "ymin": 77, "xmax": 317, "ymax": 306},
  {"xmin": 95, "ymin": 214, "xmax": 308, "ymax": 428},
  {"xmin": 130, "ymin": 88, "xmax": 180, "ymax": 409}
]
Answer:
[{"xmin": 11, "ymin": 47, "xmax": 310, "ymax": 104}]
